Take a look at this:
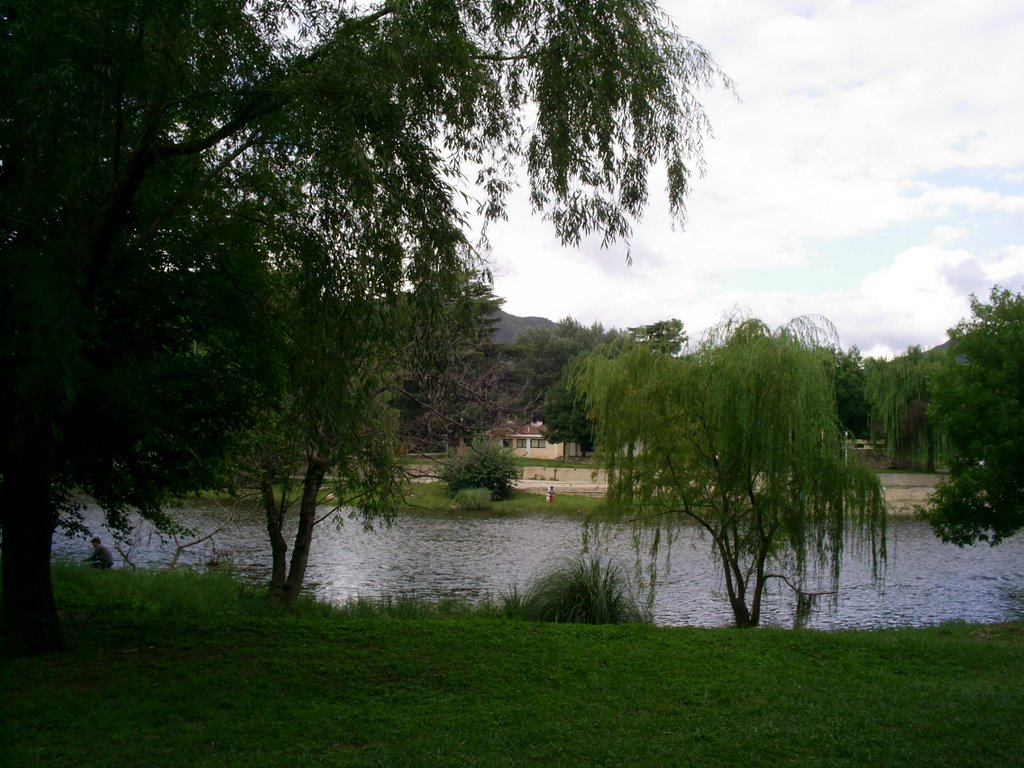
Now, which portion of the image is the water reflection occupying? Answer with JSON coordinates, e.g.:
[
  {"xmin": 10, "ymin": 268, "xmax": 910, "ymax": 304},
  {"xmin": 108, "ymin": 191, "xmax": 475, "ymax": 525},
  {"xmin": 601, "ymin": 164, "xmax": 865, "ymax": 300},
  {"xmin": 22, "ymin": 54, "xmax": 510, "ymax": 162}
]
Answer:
[{"xmin": 53, "ymin": 503, "xmax": 1024, "ymax": 630}]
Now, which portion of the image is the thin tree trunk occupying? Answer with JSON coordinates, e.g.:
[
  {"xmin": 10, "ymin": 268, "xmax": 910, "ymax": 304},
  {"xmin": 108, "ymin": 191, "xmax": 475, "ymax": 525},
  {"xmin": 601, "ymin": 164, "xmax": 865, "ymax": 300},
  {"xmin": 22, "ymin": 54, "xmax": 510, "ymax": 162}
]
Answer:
[
  {"xmin": 716, "ymin": 529, "xmax": 754, "ymax": 628},
  {"xmin": 261, "ymin": 477, "xmax": 288, "ymax": 603},
  {"xmin": 726, "ymin": 579, "xmax": 754, "ymax": 628},
  {"xmin": 279, "ymin": 457, "xmax": 328, "ymax": 608},
  {"xmin": 1, "ymin": 471, "xmax": 65, "ymax": 654},
  {"xmin": 747, "ymin": 521, "xmax": 773, "ymax": 628},
  {"xmin": 749, "ymin": 563, "xmax": 767, "ymax": 628}
]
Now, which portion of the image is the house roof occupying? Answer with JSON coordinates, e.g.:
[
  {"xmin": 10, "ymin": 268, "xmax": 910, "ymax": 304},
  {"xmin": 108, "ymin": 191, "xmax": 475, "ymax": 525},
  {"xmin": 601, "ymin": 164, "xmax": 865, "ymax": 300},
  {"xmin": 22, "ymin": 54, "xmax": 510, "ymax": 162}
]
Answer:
[{"xmin": 492, "ymin": 422, "xmax": 546, "ymax": 437}]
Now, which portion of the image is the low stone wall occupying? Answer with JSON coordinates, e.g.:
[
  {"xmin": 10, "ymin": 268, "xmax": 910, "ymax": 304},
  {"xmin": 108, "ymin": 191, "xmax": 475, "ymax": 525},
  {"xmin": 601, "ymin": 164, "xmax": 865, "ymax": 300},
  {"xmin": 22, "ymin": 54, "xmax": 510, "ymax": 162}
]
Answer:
[
  {"xmin": 878, "ymin": 472, "xmax": 943, "ymax": 515},
  {"xmin": 518, "ymin": 466, "xmax": 606, "ymax": 483}
]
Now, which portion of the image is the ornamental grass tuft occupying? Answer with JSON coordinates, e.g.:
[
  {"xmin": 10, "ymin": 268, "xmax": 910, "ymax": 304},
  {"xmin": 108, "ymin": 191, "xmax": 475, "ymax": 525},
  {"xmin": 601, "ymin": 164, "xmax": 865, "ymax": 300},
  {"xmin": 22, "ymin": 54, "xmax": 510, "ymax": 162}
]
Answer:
[{"xmin": 513, "ymin": 555, "xmax": 651, "ymax": 625}]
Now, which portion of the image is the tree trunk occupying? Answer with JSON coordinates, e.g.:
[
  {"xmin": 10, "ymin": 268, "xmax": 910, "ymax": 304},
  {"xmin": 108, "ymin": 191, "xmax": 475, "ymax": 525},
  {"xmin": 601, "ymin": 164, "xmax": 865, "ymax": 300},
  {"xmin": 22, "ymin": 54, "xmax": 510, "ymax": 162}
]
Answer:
[
  {"xmin": 279, "ymin": 457, "xmax": 328, "ymax": 608},
  {"xmin": 1, "ymin": 473, "xmax": 65, "ymax": 655},
  {"xmin": 725, "ymin": 559, "xmax": 767, "ymax": 629},
  {"xmin": 716, "ymin": 533, "xmax": 756, "ymax": 628},
  {"xmin": 726, "ymin": 582, "xmax": 756, "ymax": 628},
  {"xmin": 261, "ymin": 478, "xmax": 289, "ymax": 603},
  {"xmin": 748, "ymin": 571, "xmax": 766, "ymax": 628},
  {"xmin": 746, "ymin": 537, "xmax": 772, "ymax": 628}
]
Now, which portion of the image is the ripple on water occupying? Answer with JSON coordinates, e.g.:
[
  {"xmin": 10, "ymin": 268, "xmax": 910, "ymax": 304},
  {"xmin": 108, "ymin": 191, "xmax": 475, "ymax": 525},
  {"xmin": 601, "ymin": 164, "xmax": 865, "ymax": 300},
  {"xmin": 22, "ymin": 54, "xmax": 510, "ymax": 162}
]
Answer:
[{"xmin": 53, "ymin": 505, "xmax": 1024, "ymax": 630}]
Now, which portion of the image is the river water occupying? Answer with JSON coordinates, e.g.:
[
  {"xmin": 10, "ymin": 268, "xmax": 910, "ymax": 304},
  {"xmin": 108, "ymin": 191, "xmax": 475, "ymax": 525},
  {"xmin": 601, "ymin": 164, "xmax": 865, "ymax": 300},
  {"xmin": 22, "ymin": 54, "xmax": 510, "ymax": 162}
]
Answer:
[{"xmin": 53, "ymin": 503, "xmax": 1024, "ymax": 630}]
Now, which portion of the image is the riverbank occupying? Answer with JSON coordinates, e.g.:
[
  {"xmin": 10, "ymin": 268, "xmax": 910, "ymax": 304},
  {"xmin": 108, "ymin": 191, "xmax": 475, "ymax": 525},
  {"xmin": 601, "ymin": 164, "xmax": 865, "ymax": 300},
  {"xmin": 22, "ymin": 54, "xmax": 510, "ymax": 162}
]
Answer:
[
  {"xmin": 408, "ymin": 466, "xmax": 945, "ymax": 514},
  {"xmin": 517, "ymin": 468, "xmax": 944, "ymax": 514},
  {"xmin": 3, "ymin": 566, "xmax": 1023, "ymax": 768}
]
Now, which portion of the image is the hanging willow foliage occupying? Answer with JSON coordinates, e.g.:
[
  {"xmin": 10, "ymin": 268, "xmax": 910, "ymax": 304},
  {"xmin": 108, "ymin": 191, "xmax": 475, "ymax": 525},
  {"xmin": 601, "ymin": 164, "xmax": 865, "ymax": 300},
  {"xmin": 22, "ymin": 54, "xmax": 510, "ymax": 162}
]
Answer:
[
  {"xmin": 864, "ymin": 347, "xmax": 946, "ymax": 471},
  {"xmin": 577, "ymin": 314, "xmax": 887, "ymax": 628}
]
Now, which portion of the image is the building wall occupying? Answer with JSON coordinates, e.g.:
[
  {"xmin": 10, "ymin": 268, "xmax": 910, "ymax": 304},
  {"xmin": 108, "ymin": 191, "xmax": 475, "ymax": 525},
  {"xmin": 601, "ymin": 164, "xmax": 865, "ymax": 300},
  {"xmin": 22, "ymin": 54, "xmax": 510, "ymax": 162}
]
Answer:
[{"xmin": 500, "ymin": 435, "xmax": 581, "ymax": 461}]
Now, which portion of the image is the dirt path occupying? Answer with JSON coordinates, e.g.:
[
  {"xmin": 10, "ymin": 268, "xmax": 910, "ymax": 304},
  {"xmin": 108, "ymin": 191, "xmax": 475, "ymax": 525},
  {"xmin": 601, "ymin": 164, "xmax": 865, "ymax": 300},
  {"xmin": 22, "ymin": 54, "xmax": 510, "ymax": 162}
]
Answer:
[{"xmin": 516, "ymin": 468, "xmax": 944, "ymax": 514}]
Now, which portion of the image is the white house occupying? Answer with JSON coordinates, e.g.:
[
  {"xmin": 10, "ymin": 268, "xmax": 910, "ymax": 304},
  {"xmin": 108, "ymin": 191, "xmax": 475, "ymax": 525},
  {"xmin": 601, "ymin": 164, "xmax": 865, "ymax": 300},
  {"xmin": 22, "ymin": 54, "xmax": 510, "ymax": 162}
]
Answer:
[{"xmin": 493, "ymin": 422, "xmax": 583, "ymax": 461}]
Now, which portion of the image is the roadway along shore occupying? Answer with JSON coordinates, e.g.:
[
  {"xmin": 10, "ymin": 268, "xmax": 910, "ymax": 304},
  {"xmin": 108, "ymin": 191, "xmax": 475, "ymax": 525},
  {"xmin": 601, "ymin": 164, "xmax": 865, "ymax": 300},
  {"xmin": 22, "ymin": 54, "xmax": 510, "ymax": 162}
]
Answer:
[
  {"xmin": 406, "ymin": 464, "xmax": 942, "ymax": 514},
  {"xmin": 513, "ymin": 467, "xmax": 943, "ymax": 515}
]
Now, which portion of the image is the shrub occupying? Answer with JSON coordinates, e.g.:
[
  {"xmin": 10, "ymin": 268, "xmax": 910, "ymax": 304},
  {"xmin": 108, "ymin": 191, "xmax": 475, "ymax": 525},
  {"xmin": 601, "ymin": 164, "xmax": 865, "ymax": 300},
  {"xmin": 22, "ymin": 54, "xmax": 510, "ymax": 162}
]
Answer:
[
  {"xmin": 510, "ymin": 556, "xmax": 651, "ymax": 625},
  {"xmin": 440, "ymin": 440, "xmax": 519, "ymax": 500},
  {"xmin": 453, "ymin": 487, "xmax": 493, "ymax": 510}
]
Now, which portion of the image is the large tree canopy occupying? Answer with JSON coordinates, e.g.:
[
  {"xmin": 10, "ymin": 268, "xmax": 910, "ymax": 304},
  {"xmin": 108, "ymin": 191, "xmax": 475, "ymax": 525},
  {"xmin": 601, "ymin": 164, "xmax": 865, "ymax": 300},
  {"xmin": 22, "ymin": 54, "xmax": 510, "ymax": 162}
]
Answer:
[
  {"xmin": 579, "ymin": 316, "xmax": 887, "ymax": 628},
  {"xmin": 1, "ymin": 0, "xmax": 729, "ymax": 652},
  {"xmin": 503, "ymin": 317, "xmax": 625, "ymax": 420},
  {"xmin": 395, "ymin": 276, "xmax": 514, "ymax": 453},
  {"xmin": 925, "ymin": 287, "xmax": 1024, "ymax": 546}
]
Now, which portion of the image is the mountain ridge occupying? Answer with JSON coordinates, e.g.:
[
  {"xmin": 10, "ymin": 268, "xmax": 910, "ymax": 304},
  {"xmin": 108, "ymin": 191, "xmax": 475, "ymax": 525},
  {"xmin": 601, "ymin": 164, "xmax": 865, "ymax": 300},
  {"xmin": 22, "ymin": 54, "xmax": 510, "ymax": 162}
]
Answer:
[{"xmin": 491, "ymin": 310, "xmax": 557, "ymax": 344}]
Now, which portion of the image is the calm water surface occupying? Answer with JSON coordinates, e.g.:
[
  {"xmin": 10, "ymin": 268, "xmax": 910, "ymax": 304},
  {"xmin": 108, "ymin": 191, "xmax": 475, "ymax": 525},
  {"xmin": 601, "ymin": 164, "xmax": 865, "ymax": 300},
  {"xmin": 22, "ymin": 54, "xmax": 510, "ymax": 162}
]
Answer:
[{"xmin": 53, "ymin": 503, "xmax": 1024, "ymax": 630}]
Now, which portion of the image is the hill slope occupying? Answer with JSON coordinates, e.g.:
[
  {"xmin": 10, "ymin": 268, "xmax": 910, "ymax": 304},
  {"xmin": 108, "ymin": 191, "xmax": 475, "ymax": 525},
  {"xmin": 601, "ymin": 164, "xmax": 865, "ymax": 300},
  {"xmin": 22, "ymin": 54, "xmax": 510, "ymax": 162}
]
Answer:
[{"xmin": 491, "ymin": 309, "xmax": 557, "ymax": 344}]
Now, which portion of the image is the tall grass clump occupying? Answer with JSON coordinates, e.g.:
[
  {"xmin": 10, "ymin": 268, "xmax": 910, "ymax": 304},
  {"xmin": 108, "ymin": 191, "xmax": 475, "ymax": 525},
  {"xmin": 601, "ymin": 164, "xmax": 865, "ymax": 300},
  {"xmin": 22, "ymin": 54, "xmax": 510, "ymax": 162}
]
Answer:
[
  {"xmin": 512, "ymin": 556, "xmax": 650, "ymax": 625},
  {"xmin": 453, "ymin": 487, "xmax": 493, "ymax": 510},
  {"xmin": 51, "ymin": 560, "xmax": 262, "ymax": 620}
]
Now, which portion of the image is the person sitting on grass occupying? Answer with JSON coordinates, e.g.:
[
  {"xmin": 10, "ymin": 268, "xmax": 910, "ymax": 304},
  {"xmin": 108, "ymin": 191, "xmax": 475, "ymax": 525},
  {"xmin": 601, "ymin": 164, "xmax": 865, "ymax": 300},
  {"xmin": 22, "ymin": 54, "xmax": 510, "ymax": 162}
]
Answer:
[{"xmin": 87, "ymin": 536, "xmax": 114, "ymax": 569}]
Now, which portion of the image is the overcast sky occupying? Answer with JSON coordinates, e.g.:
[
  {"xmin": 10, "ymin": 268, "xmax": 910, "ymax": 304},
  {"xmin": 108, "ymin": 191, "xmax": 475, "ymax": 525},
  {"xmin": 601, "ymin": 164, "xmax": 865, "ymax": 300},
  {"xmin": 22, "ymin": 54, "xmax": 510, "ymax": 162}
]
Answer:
[{"xmin": 481, "ymin": 0, "xmax": 1024, "ymax": 358}]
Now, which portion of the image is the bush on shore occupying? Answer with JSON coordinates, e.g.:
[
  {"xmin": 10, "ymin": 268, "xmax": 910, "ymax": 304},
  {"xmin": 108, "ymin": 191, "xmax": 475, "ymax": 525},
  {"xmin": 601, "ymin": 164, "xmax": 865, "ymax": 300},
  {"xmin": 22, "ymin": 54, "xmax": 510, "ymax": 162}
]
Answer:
[{"xmin": 440, "ymin": 440, "xmax": 520, "ymax": 500}]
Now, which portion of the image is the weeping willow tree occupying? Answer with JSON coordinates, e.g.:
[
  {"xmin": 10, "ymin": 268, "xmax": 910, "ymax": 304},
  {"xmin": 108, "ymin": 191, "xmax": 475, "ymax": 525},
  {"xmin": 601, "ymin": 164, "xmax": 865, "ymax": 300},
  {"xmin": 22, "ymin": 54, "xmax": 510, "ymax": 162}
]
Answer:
[
  {"xmin": 864, "ymin": 347, "xmax": 946, "ymax": 471},
  {"xmin": 578, "ymin": 316, "xmax": 887, "ymax": 628}
]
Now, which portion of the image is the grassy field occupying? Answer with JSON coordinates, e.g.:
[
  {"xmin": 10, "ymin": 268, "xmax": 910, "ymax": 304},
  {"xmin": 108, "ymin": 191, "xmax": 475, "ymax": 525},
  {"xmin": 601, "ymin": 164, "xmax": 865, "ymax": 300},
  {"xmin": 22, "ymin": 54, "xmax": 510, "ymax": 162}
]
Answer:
[
  {"xmin": 399, "ymin": 480, "xmax": 604, "ymax": 516},
  {"xmin": 191, "ymin": 481, "xmax": 603, "ymax": 520},
  {"xmin": 399, "ymin": 455, "xmax": 597, "ymax": 471},
  {"xmin": 3, "ymin": 565, "xmax": 1024, "ymax": 767}
]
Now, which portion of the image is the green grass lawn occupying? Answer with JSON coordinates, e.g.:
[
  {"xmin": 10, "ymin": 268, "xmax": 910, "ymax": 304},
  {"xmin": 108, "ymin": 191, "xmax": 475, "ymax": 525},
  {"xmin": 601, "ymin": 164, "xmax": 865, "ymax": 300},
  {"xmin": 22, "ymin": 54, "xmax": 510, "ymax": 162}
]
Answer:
[
  {"xmin": 399, "ymin": 455, "xmax": 596, "ymax": 471},
  {"xmin": 399, "ymin": 480, "xmax": 604, "ymax": 516},
  {"xmin": 198, "ymin": 479, "xmax": 602, "ymax": 517},
  {"xmin": 3, "ymin": 565, "xmax": 1023, "ymax": 767}
]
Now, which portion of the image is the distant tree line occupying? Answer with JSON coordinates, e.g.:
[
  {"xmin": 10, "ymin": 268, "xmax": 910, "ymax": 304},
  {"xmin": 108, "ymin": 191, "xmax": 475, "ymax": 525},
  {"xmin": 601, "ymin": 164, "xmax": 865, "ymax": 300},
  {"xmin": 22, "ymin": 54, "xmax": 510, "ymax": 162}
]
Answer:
[{"xmin": 429, "ymin": 287, "xmax": 1024, "ymax": 570}]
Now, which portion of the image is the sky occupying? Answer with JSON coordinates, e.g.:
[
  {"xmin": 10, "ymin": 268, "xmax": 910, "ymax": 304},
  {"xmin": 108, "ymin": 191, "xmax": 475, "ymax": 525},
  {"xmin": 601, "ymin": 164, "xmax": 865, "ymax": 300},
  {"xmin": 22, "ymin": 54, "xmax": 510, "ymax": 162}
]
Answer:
[{"xmin": 481, "ymin": 0, "xmax": 1024, "ymax": 358}]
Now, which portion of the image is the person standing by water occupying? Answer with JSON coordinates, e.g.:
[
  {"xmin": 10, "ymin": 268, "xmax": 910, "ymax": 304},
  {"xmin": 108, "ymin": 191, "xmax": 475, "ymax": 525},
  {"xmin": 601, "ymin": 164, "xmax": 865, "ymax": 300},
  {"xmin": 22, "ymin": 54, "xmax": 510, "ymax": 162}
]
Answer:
[{"xmin": 87, "ymin": 536, "xmax": 114, "ymax": 569}]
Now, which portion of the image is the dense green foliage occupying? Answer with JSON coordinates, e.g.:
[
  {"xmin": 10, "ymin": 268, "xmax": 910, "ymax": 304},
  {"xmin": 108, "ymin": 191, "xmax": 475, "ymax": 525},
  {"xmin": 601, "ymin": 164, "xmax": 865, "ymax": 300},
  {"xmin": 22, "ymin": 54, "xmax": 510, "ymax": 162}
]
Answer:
[
  {"xmin": 504, "ymin": 318, "xmax": 628, "ymax": 448},
  {"xmin": 441, "ymin": 441, "xmax": 521, "ymax": 500},
  {"xmin": 396, "ymin": 277, "xmax": 508, "ymax": 453},
  {"xmin": 504, "ymin": 318, "xmax": 627, "ymax": 418},
  {"xmin": 830, "ymin": 345, "xmax": 871, "ymax": 438},
  {"xmin": 580, "ymin": 316, "xmax": 887, "ymax": 628},
  {"xmin": 627, "ymin": 317, "xmax": 687, "ymax": 355},
  {"xmin": 3, "ymin": 567, "xmax": 1024, "ymax": 768},
  {"xmin": 541, "ymin": 373, "xmax": 599, "ymax": 451},
  {"xmin": 865, "ymin": 346, "xmax": 945, "ymax": 470},
  {"xmin": 2, "ymin": 0, "xmax": 729, "ymax": 652},
  {"xmin": 429, "ymin": 313, "xmax": 635, "ymax": 451},
  {"xmin": 926, "ymin": 287, "xmax": 1024, "ymax": 545}
]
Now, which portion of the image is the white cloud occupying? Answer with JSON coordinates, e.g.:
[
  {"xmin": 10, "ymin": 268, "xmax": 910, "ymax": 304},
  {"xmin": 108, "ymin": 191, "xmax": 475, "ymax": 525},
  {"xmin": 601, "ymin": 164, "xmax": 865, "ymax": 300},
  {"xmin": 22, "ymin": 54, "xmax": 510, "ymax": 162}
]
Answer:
[
  {"xmin": 484, "ymin": 0, "xmax": 1024, "ymax": 357},
  {"xmin": 985, "ymin": 246, "xmax": 1024, "ymax": 282},
  {"xmin": 931, "ymin": 226, "xmax": 968, "ymax": 246}
]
